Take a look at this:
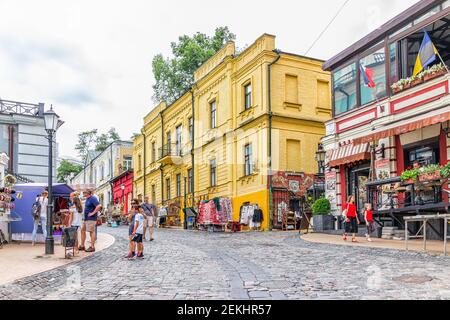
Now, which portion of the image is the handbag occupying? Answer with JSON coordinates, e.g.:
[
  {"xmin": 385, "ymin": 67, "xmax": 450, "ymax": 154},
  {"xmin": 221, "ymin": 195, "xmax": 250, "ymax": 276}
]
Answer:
[
  {"xmin": 341, "ymin": 204, "xmax": 349, "ymax": 219},
  {"xmin": 96, "ymin": 216, "xmax": 102, "ymax": 226}
]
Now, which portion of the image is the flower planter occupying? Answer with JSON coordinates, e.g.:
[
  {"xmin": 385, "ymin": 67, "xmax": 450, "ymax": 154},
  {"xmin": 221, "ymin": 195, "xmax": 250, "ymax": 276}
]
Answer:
[
  {"xmin": 424, "ymin": 69, "xmax": 447, "ymax": 81},
  {"xmin": 419, "ymin": 171, "xmax": 441, "ymax": 182},
  {"xmin": 410, "ymin": 78, "xmax": 423, "ymax": 87},
  {"xmin": 403, "ymin": 179, "xmax": 415, "ymax": 185},
  {"xmin": 392, "ymin": 86, "xmax": 403, "ymax": 95}
]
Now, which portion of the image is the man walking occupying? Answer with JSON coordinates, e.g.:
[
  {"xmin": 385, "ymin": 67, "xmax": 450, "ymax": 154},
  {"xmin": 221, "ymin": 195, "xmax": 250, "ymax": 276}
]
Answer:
[
  {"xmin": 141, "ymin": 196, "xmax": 155, "ymax": 241},
  {"xmin": 79, "ymin": 190, "xmax": 101, "ymax": 252}
]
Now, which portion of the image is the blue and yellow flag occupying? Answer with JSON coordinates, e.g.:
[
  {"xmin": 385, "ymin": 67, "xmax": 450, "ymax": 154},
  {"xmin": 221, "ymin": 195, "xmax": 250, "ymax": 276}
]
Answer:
[{"xmin": 413, "ymin": 30, "xmax": 439, "ymax": 76}]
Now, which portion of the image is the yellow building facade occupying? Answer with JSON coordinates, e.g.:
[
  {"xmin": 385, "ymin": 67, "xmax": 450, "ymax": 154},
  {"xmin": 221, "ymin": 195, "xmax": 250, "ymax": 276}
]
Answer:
[{"xmin": 134, "ymin": 34, "xmax": 331, "ymax": 230}]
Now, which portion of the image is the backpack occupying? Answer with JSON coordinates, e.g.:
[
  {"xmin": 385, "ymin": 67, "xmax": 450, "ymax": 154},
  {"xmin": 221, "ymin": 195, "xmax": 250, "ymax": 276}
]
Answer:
[{"xmin": 31, "ymin": 201, "xmax": 41, "ymax": 220}]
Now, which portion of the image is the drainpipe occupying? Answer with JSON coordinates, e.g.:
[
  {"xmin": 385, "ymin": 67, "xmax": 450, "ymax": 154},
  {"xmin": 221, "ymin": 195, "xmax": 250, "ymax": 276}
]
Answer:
[
  {"xmin": 110, "ymin": 143, "xmax": 114, "ymax": 204},
  {"xmin": 267, "ymin": 50, "xmax": 281, "ymax": 231},
  {"xmin": 8, "ymin": 125, "xmax": 14, "ymax": 172},
  {"xmin": 159, "ymin": 111, "xmax": 165, "ymax": 205},
  {"xmin": 190, "ymin": 89, "xmax": 195, "ymax": 205},
  {"xmin": 141, "ymin": 128, "xmax": 147, "ymax": 198}
]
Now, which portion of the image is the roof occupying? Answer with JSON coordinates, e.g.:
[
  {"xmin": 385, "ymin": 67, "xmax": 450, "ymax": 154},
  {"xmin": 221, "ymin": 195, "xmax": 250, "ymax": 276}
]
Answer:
[
  {"xmin": 110, "ymin": 169, "xmax": 134, "ymax": 184},
  {"xmin": 323, "ymin": 0, "xmax": 442, "ymax": 71}
]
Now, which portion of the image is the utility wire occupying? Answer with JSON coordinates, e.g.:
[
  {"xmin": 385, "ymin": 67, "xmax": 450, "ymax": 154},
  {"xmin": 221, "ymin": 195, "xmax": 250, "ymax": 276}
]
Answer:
[{"xmin": 304, "ymin": 0, "xmax": 351, "ymax": 56}]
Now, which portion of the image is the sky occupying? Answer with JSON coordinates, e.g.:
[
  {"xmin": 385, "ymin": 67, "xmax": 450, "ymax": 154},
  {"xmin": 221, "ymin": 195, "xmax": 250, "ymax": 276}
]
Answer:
[{"xmin": 0, "ymin": 0, "xmax": 420, "ymax": 159}]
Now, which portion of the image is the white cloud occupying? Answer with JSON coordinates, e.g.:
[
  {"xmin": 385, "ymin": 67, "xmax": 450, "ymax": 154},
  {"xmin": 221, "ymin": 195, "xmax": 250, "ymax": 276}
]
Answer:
[{"xmin": 0, "ymin": 0, "xmax": 420, "ymax": 158}]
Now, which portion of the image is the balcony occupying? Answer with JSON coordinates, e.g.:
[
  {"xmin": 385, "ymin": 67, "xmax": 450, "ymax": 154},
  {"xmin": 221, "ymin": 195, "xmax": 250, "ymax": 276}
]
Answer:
[{"xmin": 158, "ymin": 143, "xmax": 186, "ymax": 166}]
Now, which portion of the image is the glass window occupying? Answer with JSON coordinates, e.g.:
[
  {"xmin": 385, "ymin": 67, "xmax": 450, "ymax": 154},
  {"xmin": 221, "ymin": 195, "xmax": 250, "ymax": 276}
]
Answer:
[
  {"xmin": 188, "ymin": 168, "xmax": 193, "ymax": 193},
  {"xmin": 176, "ymin": 125, "xmax": 182, "ymax": 156},
  {"xmin": 389, "ymin": 43, "xmax": 398, "ymax": 87},
  {"xmin": 244, "ymin": 83, "xmax": 252, "ymax": 109},
  {"xmin": 176, "ymin": 173, "xmax": 181, "ymax": 197},
  {"xmin": 166, "ymin": 132, "xmax": 171, "ymax": 154},
  {"xmin": 399, "ymin": 15, "xmax": 450, "ymax": 78},
  {"xmin": 151, "ymin": 185, "xmax": 156, "ymax": 204},
  {"xmin": 210, "ymin": 101, "xmax": 217, "ymax": 129},
  {"xmin": 138, "ymin": 154, "xmax": 142, "ymax": 172},
  {"xmin": 414, "ymin": 6, "xmax": 440, "ymax": 25},
  {"xmin": 123, "ymin": 156, "xmax": 132, "ymax": 171},
  {"xmin": 188, "ymin": 117, "xmax": 193, "ymax": 141},
  {"xmin": 389, "ymin": 23, "xmax": 413, "ymax": 39},
  {"xmin": 210, "ymin": 159, "xmax": 216, "ymax": 187},
  {"xmin": 333, "ymin": 63, "xmax": 357, "ymax": 115},
  {"xmin": 244, "ymin": 144, "xmax": 253, "ymax": 176},
  {"xmin": 166, "ymin": 178, "xmax": 170, "ymax": 201},
  {"xmin": 359, "ymin": 48, "xmax": 387, "ymax": 105}
]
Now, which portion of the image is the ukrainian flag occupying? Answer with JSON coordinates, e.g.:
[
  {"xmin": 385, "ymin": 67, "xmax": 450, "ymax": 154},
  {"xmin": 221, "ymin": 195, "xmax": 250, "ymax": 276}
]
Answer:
[{"xmin": 413, "ymin": 30, "xmax": 439, "ymax": 76}]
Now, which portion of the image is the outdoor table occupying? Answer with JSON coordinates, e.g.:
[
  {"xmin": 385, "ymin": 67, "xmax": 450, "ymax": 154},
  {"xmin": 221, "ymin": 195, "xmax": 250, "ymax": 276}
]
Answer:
[{"xmin": 404, "ymin": 214, "xmax": 450, "ymax": 256}]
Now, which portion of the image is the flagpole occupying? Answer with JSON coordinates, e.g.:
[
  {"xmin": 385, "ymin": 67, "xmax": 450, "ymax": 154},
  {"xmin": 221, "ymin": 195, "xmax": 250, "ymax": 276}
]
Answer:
[{"xmin": 436, "ymin": 50, "xmax": 450, "ymax": 74}]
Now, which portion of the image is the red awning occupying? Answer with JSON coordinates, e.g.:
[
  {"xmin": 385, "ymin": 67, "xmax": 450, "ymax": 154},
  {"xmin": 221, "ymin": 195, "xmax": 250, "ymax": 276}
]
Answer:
[
  {"xmin": 326, "ymin": 143, "xmax": 370, "ymax": 168},
  {"xmin": 354, "ymin": 108, "xmax": 450, "ymax": 144}
]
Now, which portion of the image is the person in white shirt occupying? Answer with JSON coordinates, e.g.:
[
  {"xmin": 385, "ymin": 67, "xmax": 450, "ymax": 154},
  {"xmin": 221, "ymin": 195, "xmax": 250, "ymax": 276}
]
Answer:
[
  {"xmin": 31, "ymin": 190, "xmax": 48, "ymax": 246},
  {"xmin": 130, "ymin": 206, "xmax": 145, "ymax": 259},
  {"xmin": 69, "ymin": 192, "xmax": 83, "ymax": 252}
]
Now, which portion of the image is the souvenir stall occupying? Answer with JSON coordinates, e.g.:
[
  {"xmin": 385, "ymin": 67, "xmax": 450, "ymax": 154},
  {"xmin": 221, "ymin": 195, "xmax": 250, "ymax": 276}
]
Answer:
[
  {"xmin": 197, "ymin": 197, "xmax": 233, "ymax": 232},
  {"xmin": 10, "ymin": 183, "xmax": 74, "ymax": 243},
  {"xmin": 0, "ymin": 173, "xmax": 22, "ymax": 245},
  {"xmin": 239, "ymin": 203, "xmax": 264, "ymax": 231}
]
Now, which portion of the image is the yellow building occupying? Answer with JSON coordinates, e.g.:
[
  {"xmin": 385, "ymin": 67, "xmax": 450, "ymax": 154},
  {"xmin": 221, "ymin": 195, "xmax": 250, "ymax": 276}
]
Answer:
[{"xmin": 134, "ymin": 34, "xmax": 331, "ymax": 230}]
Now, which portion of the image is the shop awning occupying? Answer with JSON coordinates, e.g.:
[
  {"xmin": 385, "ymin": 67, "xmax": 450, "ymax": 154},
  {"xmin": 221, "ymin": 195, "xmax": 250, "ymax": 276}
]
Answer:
[
  {"xmin": 326, "ymin": 143, "xmax": 370, "ymax": 168},
  {"xmin": 353, "ymin": 106, "xmax": 450, "ymax": 144}
]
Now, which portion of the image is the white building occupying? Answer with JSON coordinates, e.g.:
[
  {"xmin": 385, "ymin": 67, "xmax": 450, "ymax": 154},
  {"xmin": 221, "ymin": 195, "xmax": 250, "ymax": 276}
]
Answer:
[
  {"xmin": 0, "ymin": 99, "xmax": 57, "ymax": 183},
  {"xmin": 70, "ymin": 140, "xmax": 133, "ymax": 209}
]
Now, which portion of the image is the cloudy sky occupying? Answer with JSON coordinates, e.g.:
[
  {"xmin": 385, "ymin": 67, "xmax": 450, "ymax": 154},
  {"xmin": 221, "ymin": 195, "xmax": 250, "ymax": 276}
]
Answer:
[{"xmin": 0, "ymin": 0, "xmax": 419, "ymax": 159}]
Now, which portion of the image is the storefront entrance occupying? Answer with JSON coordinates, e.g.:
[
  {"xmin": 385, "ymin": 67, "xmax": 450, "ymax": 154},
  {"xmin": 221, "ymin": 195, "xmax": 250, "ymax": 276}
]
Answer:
[{"xmin": 347, "ymin": 162, "xmax": 370, "ymax": 218}]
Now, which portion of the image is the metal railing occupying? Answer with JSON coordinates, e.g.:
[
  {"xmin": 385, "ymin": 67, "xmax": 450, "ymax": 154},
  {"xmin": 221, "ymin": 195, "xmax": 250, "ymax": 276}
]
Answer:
[
  {"xmin": 0, "ymin": 99, "xmax": 44, "ymax": 117},
  {"xmin": 158, "ymin": 143, "xmax": 185, "ymax": 159},
  {"xmin": 6, "ymin": 170, "xmax": 35, "ymax": 183}
]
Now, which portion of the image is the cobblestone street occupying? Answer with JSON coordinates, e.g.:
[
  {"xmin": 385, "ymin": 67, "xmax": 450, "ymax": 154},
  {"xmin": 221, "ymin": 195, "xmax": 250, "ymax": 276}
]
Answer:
[{"xmin": 1, "ymin": 226, "xmax": 450, "ymax": 300}]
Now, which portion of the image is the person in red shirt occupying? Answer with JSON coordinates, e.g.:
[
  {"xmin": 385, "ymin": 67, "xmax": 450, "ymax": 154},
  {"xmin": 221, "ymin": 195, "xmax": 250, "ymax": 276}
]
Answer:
[
  {"xmin": 342, "ymin": 195, "xmax": 360, "ymax": 242},
  {"xmin": 364, "ymin": 203, "xmax": 375, "ymax": 242}
]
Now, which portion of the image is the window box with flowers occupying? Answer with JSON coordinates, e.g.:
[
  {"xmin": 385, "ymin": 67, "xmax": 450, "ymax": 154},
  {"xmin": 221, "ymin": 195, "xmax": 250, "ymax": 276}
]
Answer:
[{"xmin": 391, "ymin": 63, "xmax": 447, "ymax": 95}]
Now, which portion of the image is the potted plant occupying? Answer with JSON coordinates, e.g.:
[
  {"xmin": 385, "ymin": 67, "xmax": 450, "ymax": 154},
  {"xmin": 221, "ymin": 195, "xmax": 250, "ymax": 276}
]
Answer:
[
  {"xmin": 423, "ymin": 63, "xmax": 447, "ymax": 81},
  {"xmin": 440, "ymin": 161, "xmax": 450, "ymax": 179},
  {"xmin": 410, "ymin": 73, "xmax": 423, "ymax": 87},
  {"xmin": 400, "ymin": 168, "xmax": 420, "ymax": 184},
  {"xmin": 312, "ymin": 198, "xmax": 334, "ymax": 232},
  {"xmin": 419, "ymin": 164, "xmax": 442, "ymax": 182}
]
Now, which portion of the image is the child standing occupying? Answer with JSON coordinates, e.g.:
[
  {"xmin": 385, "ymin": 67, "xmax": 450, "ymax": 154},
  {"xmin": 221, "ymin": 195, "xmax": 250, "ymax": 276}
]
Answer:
[
  {"xmin": 126, "ymin": 201, "xmax": 138, "ymax": 259},
  {"xmin": 364, "ymin": 203, "xmax": 375, "ymax": 242},
  {"xmin": 131, "ymin": 206, "xmax": 145, "ymax": 259}
]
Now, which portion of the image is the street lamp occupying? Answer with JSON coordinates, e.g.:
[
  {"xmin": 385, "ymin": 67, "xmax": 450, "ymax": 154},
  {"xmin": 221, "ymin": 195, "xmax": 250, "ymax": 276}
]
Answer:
[
  {"xmin": 315, "ymin": 143, "xmax": 326, "ymax": 175},
  {"xmin": 43, "ymin": 105, "xmax": 64, "ymax": 255},
  {"xmin": 121, "ymin": 183, "xmax": 125, "ymax": 211}
]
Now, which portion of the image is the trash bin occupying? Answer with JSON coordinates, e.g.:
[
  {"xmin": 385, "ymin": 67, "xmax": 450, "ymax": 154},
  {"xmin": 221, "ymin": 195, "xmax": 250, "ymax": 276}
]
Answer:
[{"xmin": 62, "ymin": 227, "xmax": 78, "ymax": 258}]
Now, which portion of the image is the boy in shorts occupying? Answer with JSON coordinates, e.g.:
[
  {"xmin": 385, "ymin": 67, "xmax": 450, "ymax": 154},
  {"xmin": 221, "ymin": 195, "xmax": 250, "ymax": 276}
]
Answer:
[{"xmin": 130, "ymin": 206, "xmax": 145, "ymax": 259}]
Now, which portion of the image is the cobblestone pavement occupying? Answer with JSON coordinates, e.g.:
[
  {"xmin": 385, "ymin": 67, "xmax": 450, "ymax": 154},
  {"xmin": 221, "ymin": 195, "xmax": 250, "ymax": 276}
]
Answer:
[{"xmin": 1, "ymin": 226, "xmax": 450, "ymax": 300}]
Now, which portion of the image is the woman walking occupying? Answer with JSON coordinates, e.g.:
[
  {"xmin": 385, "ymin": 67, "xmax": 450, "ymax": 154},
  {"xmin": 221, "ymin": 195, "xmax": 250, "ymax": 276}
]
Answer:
[
  {"xmin": 342, "ymin": 195, "xmax": 360, "ymax": 242},
  {"xmin": 69, "ymin": 192, "xmax": 83, "ymax": 252},
  {"xmin": 31, "ymin": 191, "xmax": 48, "ymax": 246}
]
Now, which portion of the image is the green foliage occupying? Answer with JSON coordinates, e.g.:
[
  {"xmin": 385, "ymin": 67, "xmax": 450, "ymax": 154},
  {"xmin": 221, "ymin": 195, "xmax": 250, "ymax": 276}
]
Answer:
[
  {"xmin": 75, "ymin": 128, "xmax": 121, "ymax": 161},
  {"xmin": 423, "ymin": 164, "xmax": 440, "ymax": 174},
  {"xmin": 152, "ymin": 27, "xmax": 236, "ymax": 104},
  {"xmin": 400, "ymin": 168, "xmax": 420, "ymax": 181},
  {"xmin": 57, "ymin": 159, "xmax": 83, "ymax": 183},
  {"xmin": 440, "ymin": 162, "xmax": 450, "ymax": 178},
  {"xmin": 312, "ymin": 198, "xmax": 331, "ymax": 216}
]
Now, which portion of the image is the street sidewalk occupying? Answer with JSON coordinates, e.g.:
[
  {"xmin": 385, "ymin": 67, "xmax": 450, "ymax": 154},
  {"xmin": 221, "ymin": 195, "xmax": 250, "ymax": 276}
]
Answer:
[
  {"xmin": 0, "ymin": 232, "xmax": 115, "ymax": 286},
  {"xmin": 301, "ymin": 232, "xmax": 448, "ymax": 256}
]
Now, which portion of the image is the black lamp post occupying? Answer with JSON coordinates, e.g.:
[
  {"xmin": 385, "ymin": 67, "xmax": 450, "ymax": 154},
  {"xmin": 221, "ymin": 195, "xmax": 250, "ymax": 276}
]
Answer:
[
  {"xmin": 43, "ymin": 106, "xmax": 64, "ymax": 255},
  {"xmin": 314, "ymin": 143, "xmax": 326, "ymax": 201},
  {"xmin": 184, "ymin": 176, "xmax": 187, "ymax": 230}
]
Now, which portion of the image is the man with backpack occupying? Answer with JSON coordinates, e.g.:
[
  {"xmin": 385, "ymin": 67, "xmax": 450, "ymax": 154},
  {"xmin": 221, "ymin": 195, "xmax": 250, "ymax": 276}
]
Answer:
[{"xmin": 31, "ymin": 191, "xmax": 49, "ymax": 246}]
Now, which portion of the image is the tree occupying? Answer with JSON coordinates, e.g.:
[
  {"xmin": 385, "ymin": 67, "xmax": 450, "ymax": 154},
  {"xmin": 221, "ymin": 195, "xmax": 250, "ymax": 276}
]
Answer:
[
  {"xmin": 75, "ymin": 128, "xmax": 121, "ymax": 161},
  {"xmin": 57, "ymin": 159, "xmax": 83, "ymax": 183},
  {"xmin": 96, "ymin": 128, "xmax": 121, "ymax": 152},
  {"xmin": 152, "ymin": 26, "xmax": 236, "ymax": 104},
  {"xmin": 75, "ymin": 129, "xmax": 97, "ymax": 162}
]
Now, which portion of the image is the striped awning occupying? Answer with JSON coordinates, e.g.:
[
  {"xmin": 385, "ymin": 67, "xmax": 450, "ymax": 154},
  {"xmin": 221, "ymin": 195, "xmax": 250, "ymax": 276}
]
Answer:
[{"xmin": 326, "ymin": 143, "xmax": 371, "ymax": 168}]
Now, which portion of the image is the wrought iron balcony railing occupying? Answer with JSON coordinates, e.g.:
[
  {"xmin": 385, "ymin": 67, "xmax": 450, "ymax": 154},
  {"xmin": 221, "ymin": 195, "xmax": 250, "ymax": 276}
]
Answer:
[{"xmin": 158, "ymin": 143, "xmax": 185, "ymax": 160}]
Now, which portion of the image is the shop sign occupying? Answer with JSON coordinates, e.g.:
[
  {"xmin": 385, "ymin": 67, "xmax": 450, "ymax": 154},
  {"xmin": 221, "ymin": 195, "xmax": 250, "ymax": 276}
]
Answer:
[
  {"xmin": 325, "ymin": 171, "xmax": 337, "ymax": 214},
  {"xmin": 375, "ymin": 159, "xmax": 390, "ymax": 180},
  {"xmin": 289, "ymin": 180, "xmax": 300, "ymax": 193}
]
